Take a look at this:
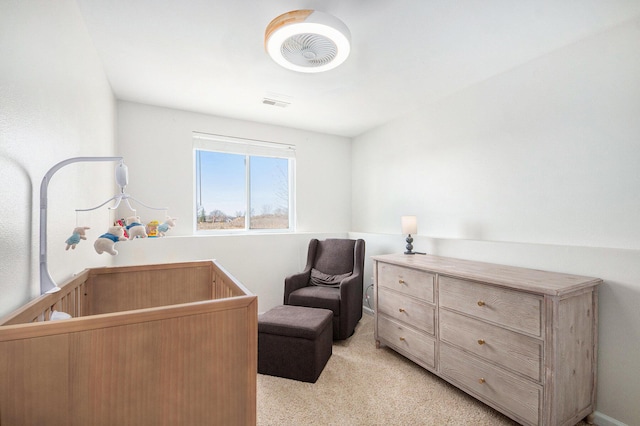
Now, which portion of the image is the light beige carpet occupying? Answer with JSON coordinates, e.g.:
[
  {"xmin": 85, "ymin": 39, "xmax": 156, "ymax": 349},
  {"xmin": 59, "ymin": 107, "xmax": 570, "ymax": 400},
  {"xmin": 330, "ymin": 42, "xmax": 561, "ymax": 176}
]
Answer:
[{"xmin": 257, "ymin": 314, "xmax": 589, "ymax": 426}]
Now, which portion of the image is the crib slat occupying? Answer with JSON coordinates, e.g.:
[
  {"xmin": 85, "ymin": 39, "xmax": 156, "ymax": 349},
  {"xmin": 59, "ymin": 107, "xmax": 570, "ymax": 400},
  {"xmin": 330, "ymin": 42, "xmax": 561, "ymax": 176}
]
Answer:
[{"xmin": 0, "ymin": 271, "xmax": 90, "ymax": 325}]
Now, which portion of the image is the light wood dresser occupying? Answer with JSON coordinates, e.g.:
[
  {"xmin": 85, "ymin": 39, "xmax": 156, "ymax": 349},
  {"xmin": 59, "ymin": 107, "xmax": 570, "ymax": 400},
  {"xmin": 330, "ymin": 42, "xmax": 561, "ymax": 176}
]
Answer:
[{"xmin": 373, "ymin": 254, "xmax": 601, "ymax": 426}]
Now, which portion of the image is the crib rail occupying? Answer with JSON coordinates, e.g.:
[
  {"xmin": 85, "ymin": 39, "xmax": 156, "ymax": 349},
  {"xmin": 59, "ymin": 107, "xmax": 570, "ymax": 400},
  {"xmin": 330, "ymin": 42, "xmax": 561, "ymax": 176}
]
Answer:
[
  {"xmin": 213, "ymin": 259, "xmax": 252, "ymax": 298},
  {"xmin": 0, "ymin": 259, "xmax": 248, "ymax": 325}
]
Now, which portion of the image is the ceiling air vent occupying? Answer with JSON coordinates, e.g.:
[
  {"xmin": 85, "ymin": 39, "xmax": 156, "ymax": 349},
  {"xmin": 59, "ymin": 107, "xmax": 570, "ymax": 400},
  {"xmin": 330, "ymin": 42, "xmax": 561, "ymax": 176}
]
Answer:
[{"xmin": 262, "ymin": 98, "xmax": 291, "ymax": 108}]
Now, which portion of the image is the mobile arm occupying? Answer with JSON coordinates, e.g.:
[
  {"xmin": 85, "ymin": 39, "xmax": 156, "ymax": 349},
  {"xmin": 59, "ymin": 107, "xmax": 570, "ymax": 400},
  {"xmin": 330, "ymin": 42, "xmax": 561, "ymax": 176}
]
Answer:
[{"xmin": 39, "ymin": 157, "xmax": 123, "ymax": 294}]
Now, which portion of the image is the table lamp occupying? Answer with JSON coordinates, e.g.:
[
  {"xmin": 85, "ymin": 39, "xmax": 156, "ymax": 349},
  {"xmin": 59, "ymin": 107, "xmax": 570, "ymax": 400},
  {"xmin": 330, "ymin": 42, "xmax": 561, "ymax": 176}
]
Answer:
[{"xmin": 401, "ymin": 216, "xmax": 417, "ymax": 255}]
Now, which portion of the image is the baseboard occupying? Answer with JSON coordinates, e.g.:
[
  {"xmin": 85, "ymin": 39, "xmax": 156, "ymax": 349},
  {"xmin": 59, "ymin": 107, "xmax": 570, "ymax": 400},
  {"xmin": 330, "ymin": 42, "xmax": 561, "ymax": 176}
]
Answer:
[{"xmin": 593, "ymin": 411, "xmax": 628, "ymax": 426}]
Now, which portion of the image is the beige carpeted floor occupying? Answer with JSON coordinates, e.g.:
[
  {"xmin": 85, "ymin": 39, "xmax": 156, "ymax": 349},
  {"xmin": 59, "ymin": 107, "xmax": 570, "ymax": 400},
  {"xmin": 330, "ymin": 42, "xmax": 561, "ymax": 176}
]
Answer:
[{"xmin": 257, "ymin": 314, "xmax": 590, "ymax": 426}]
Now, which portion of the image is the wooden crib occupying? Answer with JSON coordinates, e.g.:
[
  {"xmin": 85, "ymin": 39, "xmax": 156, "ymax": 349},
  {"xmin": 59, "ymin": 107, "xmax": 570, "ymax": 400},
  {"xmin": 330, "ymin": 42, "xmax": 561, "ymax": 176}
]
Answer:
[{"xmin": 0, "ymin": 260, "xmax": 257, "ymax": 426}]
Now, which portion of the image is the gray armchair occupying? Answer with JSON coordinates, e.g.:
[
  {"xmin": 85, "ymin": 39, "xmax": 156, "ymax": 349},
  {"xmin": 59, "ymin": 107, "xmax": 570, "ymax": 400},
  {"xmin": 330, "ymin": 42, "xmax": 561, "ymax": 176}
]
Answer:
[{"xmin": 284, "ymin": 238, "xmax": 365, "ymax": 340}]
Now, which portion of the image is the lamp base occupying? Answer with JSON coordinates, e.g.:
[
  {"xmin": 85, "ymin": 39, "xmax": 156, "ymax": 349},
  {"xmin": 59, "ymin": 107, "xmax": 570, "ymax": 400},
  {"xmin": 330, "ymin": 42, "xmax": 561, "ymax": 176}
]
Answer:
[
  {"xmin": 404, "ymin": 234, "xmax": 426, "ymax": 255},
  {"xmin": 404, "ymin": 234, "xmax": 414, "ymax": 255}
]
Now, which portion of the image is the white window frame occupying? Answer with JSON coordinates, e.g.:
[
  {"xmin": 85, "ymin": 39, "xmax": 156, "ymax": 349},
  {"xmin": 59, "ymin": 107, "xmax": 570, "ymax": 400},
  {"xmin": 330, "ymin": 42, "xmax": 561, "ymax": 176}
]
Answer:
[{"xmin": 193, "ymin": 132, "xmax": 296, "ymax": 234}]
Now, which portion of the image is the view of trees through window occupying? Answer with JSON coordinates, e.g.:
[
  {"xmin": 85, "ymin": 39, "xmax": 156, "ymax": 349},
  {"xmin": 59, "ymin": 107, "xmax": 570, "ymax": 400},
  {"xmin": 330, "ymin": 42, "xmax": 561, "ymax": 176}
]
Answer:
[{"xmin": 195, "ymin": 150, "xmax": 291, "ymax": 231}]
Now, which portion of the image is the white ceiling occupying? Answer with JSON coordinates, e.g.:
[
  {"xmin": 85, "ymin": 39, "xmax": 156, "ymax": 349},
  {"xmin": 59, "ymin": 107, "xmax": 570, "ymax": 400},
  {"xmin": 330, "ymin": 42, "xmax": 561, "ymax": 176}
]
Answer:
[{"xmin": 76, "ymin": 0, "xmax": 640, "ymax": 138}]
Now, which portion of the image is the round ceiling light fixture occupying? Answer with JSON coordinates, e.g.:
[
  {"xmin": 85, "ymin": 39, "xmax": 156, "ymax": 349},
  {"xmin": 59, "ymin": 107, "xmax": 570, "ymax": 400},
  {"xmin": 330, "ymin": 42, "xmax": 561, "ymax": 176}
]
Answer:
[{"xmin": 265, "ymin": 10, "xmax": 351, "ymax": 73}]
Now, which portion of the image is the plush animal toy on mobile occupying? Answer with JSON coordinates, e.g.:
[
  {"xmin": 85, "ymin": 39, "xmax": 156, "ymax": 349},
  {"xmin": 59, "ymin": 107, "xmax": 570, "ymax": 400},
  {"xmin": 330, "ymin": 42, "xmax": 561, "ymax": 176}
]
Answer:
[
  {"xmin": 115, "ymin": 219, "xmax": 129, "ymax": 239},
  {"xmin": 65, "ymin": 226, "xmax": 90, "ymax": 250},
  {"xmin": 94, "ymin": 225, "xmax": 127, "ymax": 255},
  {"xmin": 126, "ymin": 216, "xmax": 147, "ymax": 239},
  {"xmin": 157, "ymin": 216, "xmax": 177, "ymax": 237}
]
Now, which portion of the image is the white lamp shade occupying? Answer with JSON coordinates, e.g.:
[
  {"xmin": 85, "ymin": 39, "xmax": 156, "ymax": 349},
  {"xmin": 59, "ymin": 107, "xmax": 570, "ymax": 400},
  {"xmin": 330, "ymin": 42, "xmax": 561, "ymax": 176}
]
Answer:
[{"xmin": 401, "ymin": 216, "xmax": 417, "ymax": 235}]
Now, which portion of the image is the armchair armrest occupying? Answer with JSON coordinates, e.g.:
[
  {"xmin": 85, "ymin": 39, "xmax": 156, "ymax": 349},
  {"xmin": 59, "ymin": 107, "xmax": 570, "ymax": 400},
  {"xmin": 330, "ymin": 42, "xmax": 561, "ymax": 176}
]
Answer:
[
  {"xmin": 339, "ymin": 274, "xmax": 363, "ymax": 308},
  {"xmin": 284, "ymin": 270, "xmax": 311, "ymax": 304},
  {"xmin": 338, "ymin": 273, "xmax": 364, "ymax": 337}
]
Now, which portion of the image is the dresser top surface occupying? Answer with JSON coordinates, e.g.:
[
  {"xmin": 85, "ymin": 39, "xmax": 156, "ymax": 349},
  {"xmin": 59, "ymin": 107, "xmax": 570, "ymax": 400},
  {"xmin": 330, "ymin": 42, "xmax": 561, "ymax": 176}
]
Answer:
[{"xmin": 373, "ymin": 253, "xmax": 601, "ymax": 296}]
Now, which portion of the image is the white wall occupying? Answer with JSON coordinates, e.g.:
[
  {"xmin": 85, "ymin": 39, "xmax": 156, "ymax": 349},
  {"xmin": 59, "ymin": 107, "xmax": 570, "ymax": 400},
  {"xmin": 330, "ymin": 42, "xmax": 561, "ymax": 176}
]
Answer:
[
  {"xmin": 115, "ymin": 102, "xmax": 352, "ymax": 312},
  {"xmin": 109, "ymin": 232, "xmax": 345, "ymax": 313},
  {"xmin": 0, "ymin": 0, "xmax": 116, "ymax": 316},
  {"xmin": 351, "ymin": 18, "xmax": 640, "ymax": 425},
  {"xmin": 116, "ymin": 101, "xmax": 352, "ymax": 235}
]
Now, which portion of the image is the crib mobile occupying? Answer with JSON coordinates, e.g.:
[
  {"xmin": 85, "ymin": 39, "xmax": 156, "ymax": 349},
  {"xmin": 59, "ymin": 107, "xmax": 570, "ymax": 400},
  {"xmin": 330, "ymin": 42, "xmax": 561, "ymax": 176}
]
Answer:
[{"xmin": 41, "ymin": 157, "xmax": 176, "ymax": 295}]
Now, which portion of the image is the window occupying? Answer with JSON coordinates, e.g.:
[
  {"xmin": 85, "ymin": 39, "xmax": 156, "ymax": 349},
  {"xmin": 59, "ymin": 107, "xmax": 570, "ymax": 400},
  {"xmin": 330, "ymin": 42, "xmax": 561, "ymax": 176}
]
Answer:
[{"xmin": 194, "ymin": 132, "xmax": 295, "ymax": 232}]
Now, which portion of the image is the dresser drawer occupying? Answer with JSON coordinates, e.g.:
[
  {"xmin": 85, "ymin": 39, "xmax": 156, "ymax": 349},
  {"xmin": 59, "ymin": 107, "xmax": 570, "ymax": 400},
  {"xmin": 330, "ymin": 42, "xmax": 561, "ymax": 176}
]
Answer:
[
  {"xmin": 377, "ymin": 263, "xmax": 434, "ymax": 303},
  {"xmin": 377, "ymin": 315, "xmax": 435, "ymax": 369},
  {"xmin": 439, "ymin": 276, "xmax": 542, "ymax": 336},
  {"xmin": 440, "ymin": 344, "xmax": 541, "ymax": 426},
  {"xmin": 378, "ymin": 288, "xmax": 435, "ymax": 335},
  {"xmin": 439, "ymin": 309, "xmax": 542, "ymax": 382}
]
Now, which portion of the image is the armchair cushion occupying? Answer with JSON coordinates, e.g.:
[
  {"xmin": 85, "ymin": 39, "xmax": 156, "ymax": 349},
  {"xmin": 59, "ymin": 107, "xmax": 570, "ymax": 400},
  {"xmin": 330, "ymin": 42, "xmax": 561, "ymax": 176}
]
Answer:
[
  {"xmin": 288, "ymin": 286, "xmax": 341, "ymax": 314},
  {"xmin": 310, "ymin": 268, "xmax": 352, "ymax": 288}
]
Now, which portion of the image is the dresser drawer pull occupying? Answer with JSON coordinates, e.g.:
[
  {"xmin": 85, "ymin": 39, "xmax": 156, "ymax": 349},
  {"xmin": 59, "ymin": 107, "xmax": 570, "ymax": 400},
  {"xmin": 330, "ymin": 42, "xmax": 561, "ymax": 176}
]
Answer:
[
  {"xmin": 477, "ymin": 339, "xmax": 485, "ymax": 345},
  {"xmin": 477, "ymin": 300, "xmax": 485, "ymax": 307},
  {"xmin": 399, "ymin": 308, "xmax": 405, "ymax": 313},
  {"xmin": 398, "ymin": 279, "xmax": 405, "ymax": 285},
  {"xmin": 399, "ymin": 337, "xmax": 406, "ymax": 341},
  {"xmin": 478, "ymin": 378, "xmax": 486, "ymax": 384}
]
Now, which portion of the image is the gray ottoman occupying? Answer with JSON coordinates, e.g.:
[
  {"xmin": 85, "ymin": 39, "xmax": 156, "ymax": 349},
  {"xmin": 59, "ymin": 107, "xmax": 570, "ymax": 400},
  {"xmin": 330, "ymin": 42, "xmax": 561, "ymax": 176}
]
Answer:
[{"xmin": 258, "ymin": 305, "xmax": 333, "ymax": 383}]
